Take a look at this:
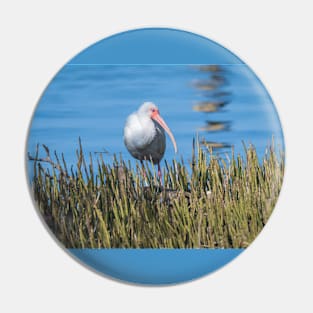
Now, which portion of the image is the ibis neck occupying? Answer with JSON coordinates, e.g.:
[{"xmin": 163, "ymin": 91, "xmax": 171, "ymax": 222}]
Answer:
[{"xmin": 138, "ymin": 114, "xmax": 157, "ymax": 138}]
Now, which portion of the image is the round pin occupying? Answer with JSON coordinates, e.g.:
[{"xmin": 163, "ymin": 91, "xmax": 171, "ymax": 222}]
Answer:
[{"xmin": 27, "ymin": 28, "xmax": 284, "ymax": 285}]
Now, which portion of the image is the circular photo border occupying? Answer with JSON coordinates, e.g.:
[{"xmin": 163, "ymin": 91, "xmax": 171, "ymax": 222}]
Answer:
[{"xmin": 26, "ymin": 28, "xmax": 284, "ymax": 285}]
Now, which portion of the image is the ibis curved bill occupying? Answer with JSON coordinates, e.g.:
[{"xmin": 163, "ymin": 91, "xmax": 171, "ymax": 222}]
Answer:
[
  {"xmin": 123, "ymin": 102, "xmax": 177, "ymax": 179},
  {"xmin": 150, "ymin": 110, "xmax": 177, "ymax": 154}
]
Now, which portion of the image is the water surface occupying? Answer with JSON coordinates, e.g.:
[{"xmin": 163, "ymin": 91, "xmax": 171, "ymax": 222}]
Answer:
[{"xmin": 28, "ymin": 65, "xmax": 284, "ymax": 171}]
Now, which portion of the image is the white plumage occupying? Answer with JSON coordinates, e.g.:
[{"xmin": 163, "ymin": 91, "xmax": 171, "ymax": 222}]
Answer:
[{"xmin": 124, "ymin": 102, "xmax": 177, "ymax": 177}]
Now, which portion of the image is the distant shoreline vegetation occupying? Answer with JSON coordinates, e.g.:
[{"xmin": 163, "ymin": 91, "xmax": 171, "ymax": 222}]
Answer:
[{"xmin": 28, "ymin": 139, "xmax": 284, "ymax": 249}]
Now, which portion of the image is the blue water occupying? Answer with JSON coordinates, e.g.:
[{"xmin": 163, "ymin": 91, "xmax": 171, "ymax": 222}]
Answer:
[
  {"xmin": 27, "ymin": 64, "xmax": 284, "ymax": 172},
  {"xmin": 69, "ymin": 248, "xmax": 243, "ymax": 285}
]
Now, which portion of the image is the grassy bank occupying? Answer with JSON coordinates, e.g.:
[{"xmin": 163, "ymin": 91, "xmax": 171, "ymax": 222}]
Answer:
[{"xmin": 28, "ymin": 139, "xmax": 284, "ymax": 248}]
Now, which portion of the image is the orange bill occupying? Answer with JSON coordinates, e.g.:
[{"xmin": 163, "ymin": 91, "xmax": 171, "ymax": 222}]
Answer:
[{"xmin": 152, "ymin": 113, "xmax": 177, "ymax": 153}]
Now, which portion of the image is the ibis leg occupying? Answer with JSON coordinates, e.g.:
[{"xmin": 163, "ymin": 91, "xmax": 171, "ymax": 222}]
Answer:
[
  {"xmin": 141, "ymin": 160, "xmax": 149, "ymax": 187},
  {"xmin": 157, "ymin": 162, "xmax": 162, "ymax": 184},
  {"xmin": 140, "ymin": 160, "xmax": 146, "ymax": 178}
]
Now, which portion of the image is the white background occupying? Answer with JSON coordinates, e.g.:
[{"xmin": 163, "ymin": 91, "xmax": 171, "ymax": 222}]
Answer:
[{"xmin": 1, "ymin": 1, "xmax": 312, "ymax": 312}]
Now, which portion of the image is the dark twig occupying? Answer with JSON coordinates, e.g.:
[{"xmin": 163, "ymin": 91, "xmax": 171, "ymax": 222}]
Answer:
[{"xmin": 28, "ymin": 145, "xmax": 70, "ymax": 179}]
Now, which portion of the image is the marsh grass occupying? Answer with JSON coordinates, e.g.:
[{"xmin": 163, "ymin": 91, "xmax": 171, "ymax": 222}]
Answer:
[{"xmin": 29, "ymin": 139, "xmax": 284, "ymax": 248}]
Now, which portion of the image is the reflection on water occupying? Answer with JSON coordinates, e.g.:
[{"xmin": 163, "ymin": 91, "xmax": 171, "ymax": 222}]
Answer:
[
  {"xmin": 198, "ymin": 121, "xmax": 231, "ymax": 132},
  {"xmin": 197, "ymin": 65, "xmax": 223, "ymax": 72},
  {"xmin": 193, "ymin": 101, "xmax": 229, "ymax": 113},
  {"xmin": 200, "ymin": 140, "xmax": 231, "ymax": 150},
  {"xmin": 193, "ymin": 65, "xmax": 232, "ymax": 151}
]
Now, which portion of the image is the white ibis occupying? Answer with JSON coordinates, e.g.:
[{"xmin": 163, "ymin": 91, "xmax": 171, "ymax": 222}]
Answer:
[{"xmin": 124, "ymin": 102, "xmax": 177, "ymax": 180}]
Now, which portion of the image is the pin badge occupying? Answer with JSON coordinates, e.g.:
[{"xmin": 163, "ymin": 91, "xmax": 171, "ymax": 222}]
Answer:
[{"xmin": 27, "ymin": 28, "xmax": 284, "ymax": 285}]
